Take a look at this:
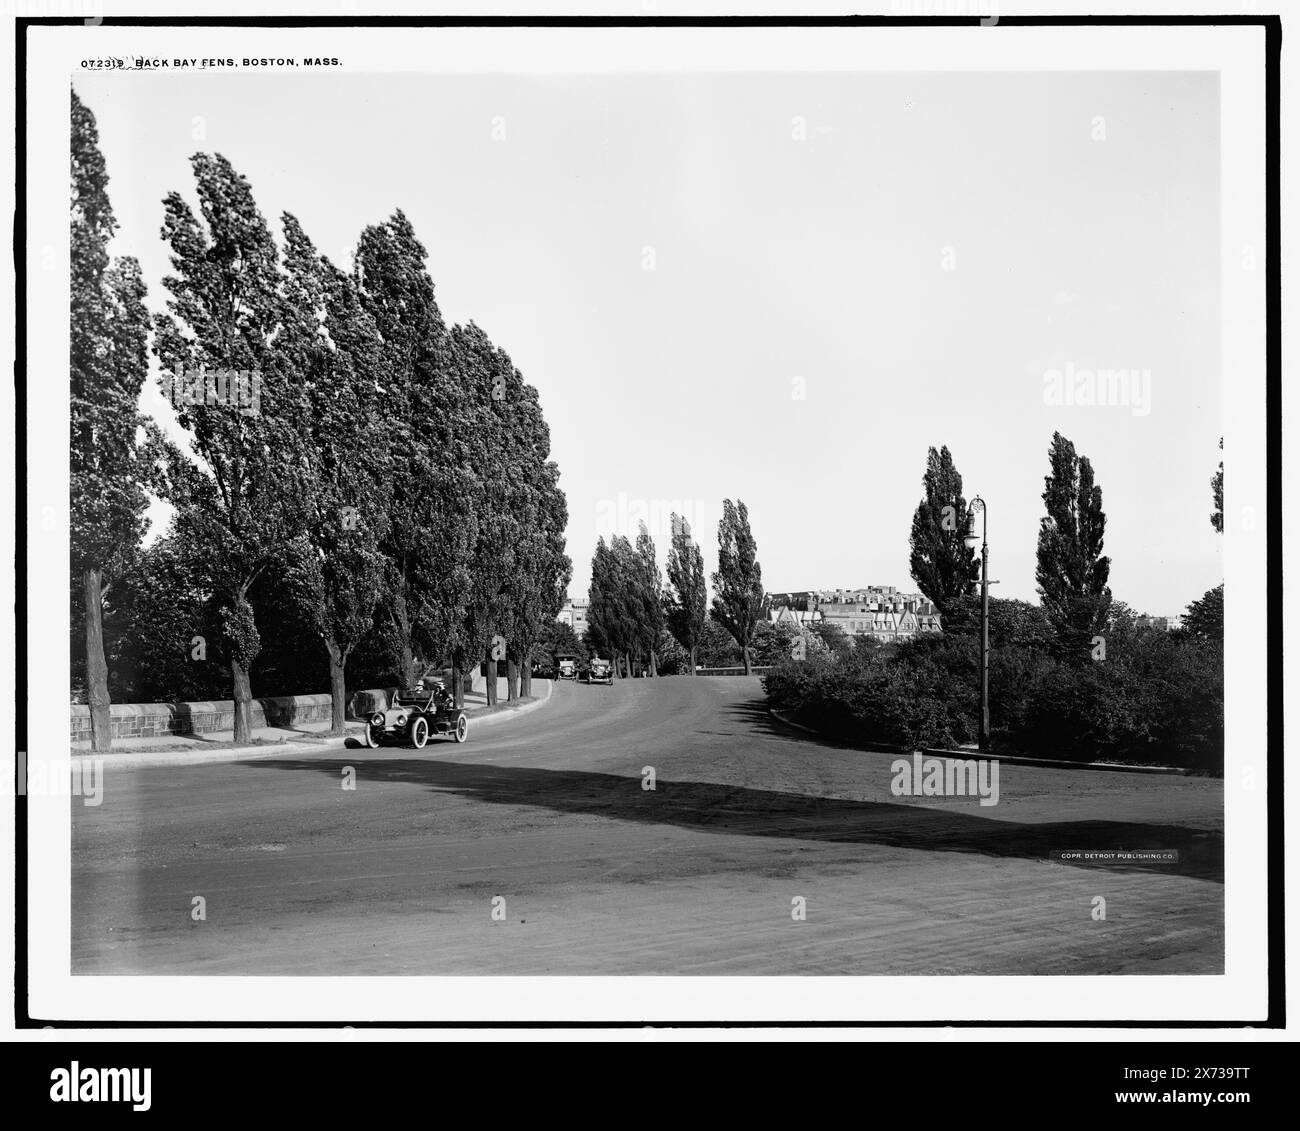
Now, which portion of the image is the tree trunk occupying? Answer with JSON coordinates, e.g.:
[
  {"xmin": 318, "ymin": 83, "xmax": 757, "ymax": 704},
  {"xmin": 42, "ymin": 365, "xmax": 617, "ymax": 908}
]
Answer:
[
  {"xmin": 506, "ymin": 657, "xmax": 520, "ymax": 701},
  {"xmin": 648, "ymin": 648, "xmax": 658, "ymax": 678},
  {"xmin": 393, "ymin": 587, "xmax": 414, "ymax": 687},
  {"xmin": 451, "ymin": 655, "xmax": 465, "ymax": 709},
  {"xmin": 83, "ymin": 567, "xmax": 112, "ymax": 752},
  {"xmin": 485, "ymin": 652, "xmax": 498, "ymax": 706},
  {"xmin": 689, "ymin": 644, "xmax": 698, "ymax": 674},
  {"xmin": 742, "ymin": 644, "xmax": 753, "ymax": 676},
  {"xmin": 521, "ymin": 666, "xmax": 533, "ymax": 698},
  {"xmin": 325, "ymin": 640, "xmax": 347, "ymax": 736},
  {"xmin": 231, "ymin": 657, "xmax": 254, "ymax": 745}
]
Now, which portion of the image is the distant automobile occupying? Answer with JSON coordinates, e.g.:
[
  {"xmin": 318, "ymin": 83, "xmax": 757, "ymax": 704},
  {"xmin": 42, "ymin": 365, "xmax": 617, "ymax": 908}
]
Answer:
[
  {"xmin": 586, "ymin": 658, "xmax": 613, "ymax": 685},
  {"xmin": 556, "ymin": 655, "xmax": 578, "ymax": 680},
  {"xmin": 359, "ymin": 681, "xmax": 468, "ymax": 748}
]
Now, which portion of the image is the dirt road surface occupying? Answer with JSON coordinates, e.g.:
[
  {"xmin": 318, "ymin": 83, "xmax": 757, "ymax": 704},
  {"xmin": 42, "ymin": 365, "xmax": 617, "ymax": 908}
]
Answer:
[{"xmin": 73, "ymin": 676, "xmax": 1222, "ymax": 975}]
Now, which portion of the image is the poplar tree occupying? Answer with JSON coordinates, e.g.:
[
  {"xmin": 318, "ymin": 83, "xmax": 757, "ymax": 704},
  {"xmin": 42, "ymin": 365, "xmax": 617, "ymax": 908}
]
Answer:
[
  {"xmin": 635, "ymin": 522, "xmax": 665, "ymax": 676},
  {"xmin": 908, "ymin": 445, "xmax": 979, "ymax": 616},
  {"xmin": 354, "ymin": 212, "xmax": 476, "ymax": 689},
  {"xmin": 276, "ymin": 216, "xmax": 391, "ymax": 733},
  {"xmin": 588, "ymin": 537, "xmax": 635, "ymax": 677},
  {"xmin": 663, "ymin": 513, "xmax": 707, "ymax": 674},
  {"xmin": 1035, "ymin": 431, "xmax": 1112, "ymax": 656},
  {"xmin": 152, "ymin": 153, "xmax": 308, "ymax": 743},
  {"xmin": 70, "ymin": 89, "xmax": 152, "ymax": 750},
  {"xmin": 710, "ymin": 499, "xmax": 766, "ymax": 675},
  {"xmin": 448, "ymin": 322, "xmax": 522, "ymax": 706}
]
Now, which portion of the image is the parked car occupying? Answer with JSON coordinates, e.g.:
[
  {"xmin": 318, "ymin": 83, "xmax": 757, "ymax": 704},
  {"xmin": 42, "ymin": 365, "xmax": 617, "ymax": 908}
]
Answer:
[
  {"xmin": 556, "ymin": 653, "xmax": 578, "ymax": 680},
  {"xmin": 586, "ymin": 657, "xmax": 613, "ymax": 685},
  {"xmin": 359, "ymin": 680, "xmax": 468, "ymax": 748}
]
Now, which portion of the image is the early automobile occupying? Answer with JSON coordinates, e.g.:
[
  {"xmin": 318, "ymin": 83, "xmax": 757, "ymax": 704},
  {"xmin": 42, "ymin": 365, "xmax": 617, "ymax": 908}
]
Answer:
[
  {"xmin": 556, "ymin": 653, "xmax": 578, "ymax": 680},
  {"xmin": 359, "ymin": 680, "xmax": 468, "ymax": 748},
  {"xmin": 586, "ymin": 657, "xmax": 613, "ymax": 685}
]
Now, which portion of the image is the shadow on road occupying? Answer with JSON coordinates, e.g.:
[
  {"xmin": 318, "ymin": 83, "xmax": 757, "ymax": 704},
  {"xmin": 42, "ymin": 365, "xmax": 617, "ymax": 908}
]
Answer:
[{"xmin": 243, "ymin": 754, "xmax": 1223, "ymax": 883}]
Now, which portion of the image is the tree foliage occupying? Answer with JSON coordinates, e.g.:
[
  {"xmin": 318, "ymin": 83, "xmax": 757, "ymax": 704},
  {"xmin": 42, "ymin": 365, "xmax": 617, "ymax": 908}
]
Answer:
[
  {"xmin": 149, "ymin": 151, "xmax": 313, "ymax": 741},
  {"xmin": 710, "ymin": 499, "xmax": 766, "ymax": 674},
  {"xmin": 908, "ymin": 445, "xmax": 979, "ymax": 616},
  {"xmin": 1035, "ymin": 432, "xmax": 1112, "ymax": 658},
  {"xmin": 1183, "ymin": 583, "xmax": 1223, "ymax": 641},
  {"xmin": 634, "ymin": 522, "xmax": 665, "ymax": 676},
  {"xmin": 663, "ymin": 513, "xmax": 707, "ymax": 673},
  {"xmin": 72, "ymin": 88, "xmax": 571, "ymax": 727},
  {"xmin": 70, "ymin": 89, "xmax": 153, "ymax": 750}
]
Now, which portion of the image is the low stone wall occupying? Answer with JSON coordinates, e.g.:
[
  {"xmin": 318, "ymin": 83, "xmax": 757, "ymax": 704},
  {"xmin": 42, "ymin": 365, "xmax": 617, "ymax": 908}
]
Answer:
[
  {"xmin": 71, "ymin": 692, "xmax": 339, "ymax": 742},
  {"xmin": 695, "ymin": 666, "xmax": 774, "ymax": 677}
]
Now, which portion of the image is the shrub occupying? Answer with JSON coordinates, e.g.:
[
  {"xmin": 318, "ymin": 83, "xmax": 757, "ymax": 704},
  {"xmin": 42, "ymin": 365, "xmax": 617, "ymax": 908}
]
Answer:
[{"xmin": 764, "ymin": 619, "xmax": 1223, "ymax": 771}]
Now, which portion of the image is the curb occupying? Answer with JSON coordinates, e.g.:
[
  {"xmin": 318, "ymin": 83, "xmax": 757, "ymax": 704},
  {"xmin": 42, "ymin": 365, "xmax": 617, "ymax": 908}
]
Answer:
[
  {"xmin": 458, "ymin": 677, "xmax": 553, "ymax": 729},
  {"xmin": 81, "ymin": 680, "xmax": 555, "ymax": 770},
  {"xmin": 767, "ymin": 708, "xmax": 1199, "ymax": 776}
]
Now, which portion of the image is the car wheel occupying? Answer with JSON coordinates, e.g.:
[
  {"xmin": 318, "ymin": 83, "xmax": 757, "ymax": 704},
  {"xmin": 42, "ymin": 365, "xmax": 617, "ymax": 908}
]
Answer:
[
  {"xmin": 361, "ymin": 723, "xmax": 379, "ymax": 748},
  {"xmin": 410, "ymin": 716, "xmax": 429, "ymax": 749},
  {"xmin": 452, "ymin": 712, "xmax": 468, "ymax": 743}
]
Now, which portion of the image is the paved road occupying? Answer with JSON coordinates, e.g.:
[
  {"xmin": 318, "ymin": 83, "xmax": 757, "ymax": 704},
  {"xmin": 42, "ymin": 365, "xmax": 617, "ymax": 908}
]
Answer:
[{"xmin": 73, "ymin": 676, "xmax": 1222, "ymax": 975}]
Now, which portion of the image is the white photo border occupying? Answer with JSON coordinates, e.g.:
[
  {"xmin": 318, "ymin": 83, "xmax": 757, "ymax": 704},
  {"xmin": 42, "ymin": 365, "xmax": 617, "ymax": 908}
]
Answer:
[{"xmin": 20, "ymin": 17, "xmax": 1273, "ymax": 1025}]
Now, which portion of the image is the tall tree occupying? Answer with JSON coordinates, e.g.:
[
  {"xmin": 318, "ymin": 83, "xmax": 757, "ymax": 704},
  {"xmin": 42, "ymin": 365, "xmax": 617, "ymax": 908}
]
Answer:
[
  {"xmin": 494, "ymin": 364, "xmax": 572, "ymax": 701},
  {"xmin": 70, "ymin": 89, "xmax": 152, "ymax": 750},
  {"xmin": 275, "ymin": 216, "xmax": 391, "ymax": 734},
  {"xmin": 588, "ymin": 536, "xmax": 637, "ymax": 678},
  {"xmin": 908, "ymin": 445, "xmax": 979, "ymax": 616},
  {"xmin": 354, "ymin": 212, "xmax": 476, "ymax": 690},
  {"xmin": 634, "ymin": 521, "xmax": 665, "ymax": 676},
  {"xmin": 448, "ymin": 322, "xmax": 526, "ymax": 706},
  {"xmin": 504, "ymin": 501, "xmax": 571, "ymax": 700},
  {"xmin": 710, "ymin": 498, "xmax": 766, "ymax": 675},
  {"xmin": 151, "ymin": 153, "xmax": 309, "ymax": 743},
  {"xmin": 1211, "ymin": 437, "xmax": 1224, "ymax": 533},
  {"xmin": 663, "ymin": 513, "xmax": 707, "ymax": 674},
  {"xmin": 1035, "ymin": 432, "xmax": 1112, "ymax": 657}
]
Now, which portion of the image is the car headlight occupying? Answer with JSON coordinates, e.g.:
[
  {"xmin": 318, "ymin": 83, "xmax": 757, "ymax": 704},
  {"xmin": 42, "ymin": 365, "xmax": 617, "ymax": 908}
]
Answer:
[
  {"xmin": 394, "ymin": 712, "xmax": 407, "ymax": 728},
  {"xmin": 370, "ymin": 712, "xmax": 384, "ymax": 727}
]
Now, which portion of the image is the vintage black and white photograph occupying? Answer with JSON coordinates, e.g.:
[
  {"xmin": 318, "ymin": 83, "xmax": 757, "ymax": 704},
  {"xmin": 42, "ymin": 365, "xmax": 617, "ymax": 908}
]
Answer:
[{"xmin": 17, "ymin": 15, "xmax": 1274, "ymax": 1025}]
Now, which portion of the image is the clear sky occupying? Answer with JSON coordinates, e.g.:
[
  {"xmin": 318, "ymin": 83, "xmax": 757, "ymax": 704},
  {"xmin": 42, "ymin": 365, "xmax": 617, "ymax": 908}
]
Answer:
[{"xmin": 78, "ymin": 68, "xmax": 1222, "ymax": 615}]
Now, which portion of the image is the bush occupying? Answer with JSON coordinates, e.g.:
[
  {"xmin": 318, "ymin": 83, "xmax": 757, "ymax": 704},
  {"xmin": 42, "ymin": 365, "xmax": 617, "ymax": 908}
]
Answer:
[{"xmin": 764, "ymin": 619, "xmax": 1223, "ymax": 771}]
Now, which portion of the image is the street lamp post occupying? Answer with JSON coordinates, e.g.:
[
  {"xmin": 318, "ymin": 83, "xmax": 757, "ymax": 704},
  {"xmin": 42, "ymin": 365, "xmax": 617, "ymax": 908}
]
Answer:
[{"xmin": 964, "ymin": 497, "xmax": 990, "ymax": 751}]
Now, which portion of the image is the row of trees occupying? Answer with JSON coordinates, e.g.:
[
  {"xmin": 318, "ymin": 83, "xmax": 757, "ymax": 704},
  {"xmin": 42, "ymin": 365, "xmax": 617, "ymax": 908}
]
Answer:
[
  {"xmin": 907, "ymin": 431, "xmax": 1213, "ymax": 658},
  {"xmin": 70, "ymin": 89, "xmax": 571, "ymax": 749},
  {"xmin": 578, "ymin": 422, "xmax": 1203, "ymax": 682},
  {"xmin": 762, "ymin": 430, "xmax": 1225, "ymax": 768},
  {"xmin": 584, "ymin": 499, "xmax": 769, "ymax": 677}
]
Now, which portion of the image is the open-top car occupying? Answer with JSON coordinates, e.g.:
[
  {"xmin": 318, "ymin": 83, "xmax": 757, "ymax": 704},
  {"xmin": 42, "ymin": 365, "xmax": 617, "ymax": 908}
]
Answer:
[
  {"xmin": 586, "ymin": 657, "xmax": 613, "ymax": 685},
  {"xmin": 359, "ymin": 680, "xmax": 468, "ymax": 748}
]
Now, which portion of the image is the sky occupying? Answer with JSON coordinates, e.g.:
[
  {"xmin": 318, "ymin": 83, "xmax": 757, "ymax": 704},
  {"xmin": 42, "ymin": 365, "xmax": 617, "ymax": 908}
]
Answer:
[{"xmin": 77, "ymin": 69, "xmax": 1222, "ymax": 615}]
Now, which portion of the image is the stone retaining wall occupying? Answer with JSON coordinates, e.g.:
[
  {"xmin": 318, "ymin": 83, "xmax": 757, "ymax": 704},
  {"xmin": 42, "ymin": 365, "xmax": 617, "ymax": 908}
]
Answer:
[{"xmin": 71, "ymin": 692, "xmax": 348, "ymax": 742}]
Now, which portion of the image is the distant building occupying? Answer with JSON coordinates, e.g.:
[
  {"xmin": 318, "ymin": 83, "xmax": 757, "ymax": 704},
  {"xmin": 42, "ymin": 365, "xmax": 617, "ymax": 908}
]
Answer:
[
  {"xmin": 557, "ymin": 597, "xmax": 590, "ymax": 637},
  {"xmin": 1135, "ymin": 614, "xmax": 1185, "ymax": 632},
  {"xmin": 770, "ymin": 605, "xmax": 822, "ymax": 629},
  {"xmin": 766, "ymin": 591, "xmax": 819, "ymax": 612},
  {"xmin": 768, "ymin": 585, "xmax": 941, "ymax": 643}
]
